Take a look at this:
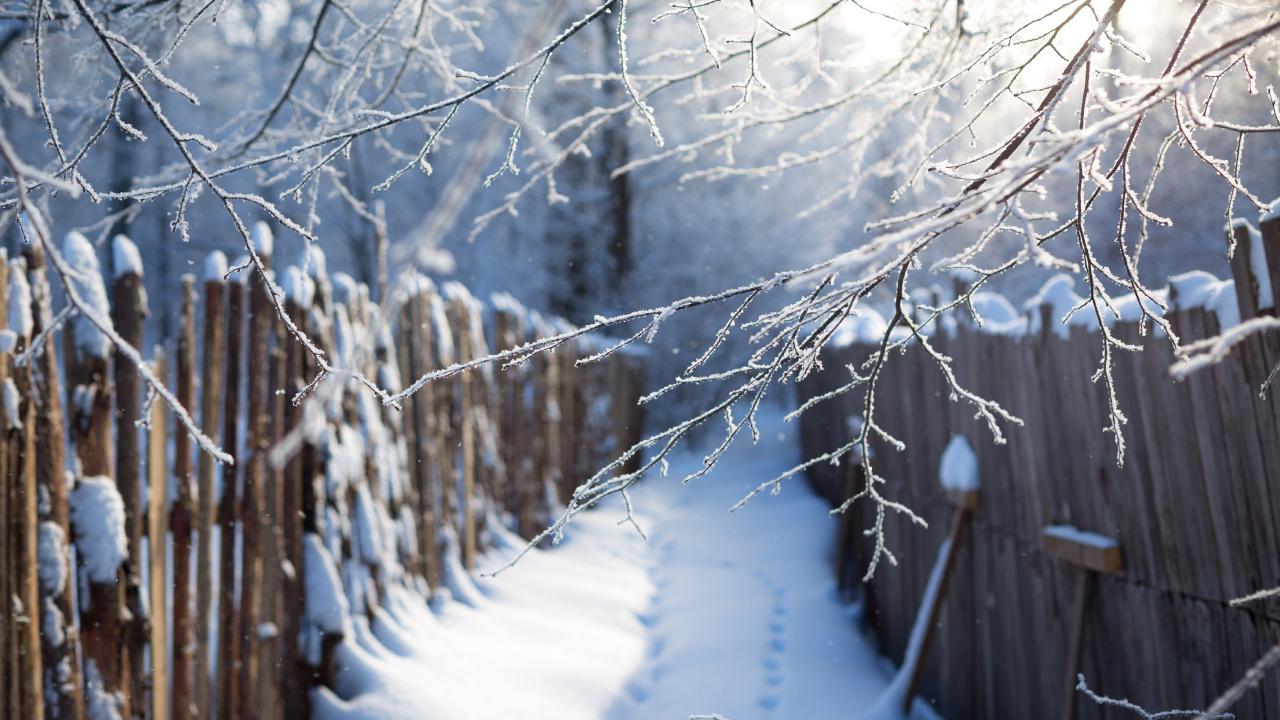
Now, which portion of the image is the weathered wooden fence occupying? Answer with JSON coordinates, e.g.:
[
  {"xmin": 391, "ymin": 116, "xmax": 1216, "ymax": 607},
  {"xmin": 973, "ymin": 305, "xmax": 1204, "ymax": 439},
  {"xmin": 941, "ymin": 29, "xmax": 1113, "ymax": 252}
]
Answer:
[
  {"xmin": 0, "ymin": 227, "xmax": 644, "ymax": 720},
  {"xmin": 798, "ymin": 215, "xmax": 1280, "ymax": 719}
]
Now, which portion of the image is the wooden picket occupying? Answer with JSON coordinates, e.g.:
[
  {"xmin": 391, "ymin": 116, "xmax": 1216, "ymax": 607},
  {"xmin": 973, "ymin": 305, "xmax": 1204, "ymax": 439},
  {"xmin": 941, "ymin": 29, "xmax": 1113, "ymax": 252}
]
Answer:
[
  {"xmin": 0, "ymin": 231, "xmax": 645, "ymax": 720},
  {"xmin": 797, "ymin": 284, "xmax": 1280, "ymax": 718}
]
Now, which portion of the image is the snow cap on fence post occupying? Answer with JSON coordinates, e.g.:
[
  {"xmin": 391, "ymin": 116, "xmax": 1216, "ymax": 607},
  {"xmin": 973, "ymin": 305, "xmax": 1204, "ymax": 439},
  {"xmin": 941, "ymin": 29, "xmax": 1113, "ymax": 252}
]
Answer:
[
  {"xmin": 112, "ymin": 234, "xmax": 144, "ymax": 280},
  {"xmin": 939, "ymin": 435, "xmax": 978, "ymax": 492},
  {"xmin": 251, "ymin": 221, "xmax": 273, "ymax": 258},
  {"xmin": 63, "ymin": 230, "xmax": 114, "ymax": 359},
  {"xmin": 7, "ymin": 255, "xmax": 32, "ymax": 339},
  {"xmin": 940, "ymin": 434, "xmax": 979, "ymax": 510}
]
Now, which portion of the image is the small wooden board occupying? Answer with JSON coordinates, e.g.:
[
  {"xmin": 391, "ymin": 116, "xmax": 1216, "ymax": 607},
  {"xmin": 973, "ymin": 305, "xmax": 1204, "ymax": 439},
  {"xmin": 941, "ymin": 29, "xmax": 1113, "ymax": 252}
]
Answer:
[{"xmin": 1043, "ymin": 525, "xmax": 1122, "ymax": 574}]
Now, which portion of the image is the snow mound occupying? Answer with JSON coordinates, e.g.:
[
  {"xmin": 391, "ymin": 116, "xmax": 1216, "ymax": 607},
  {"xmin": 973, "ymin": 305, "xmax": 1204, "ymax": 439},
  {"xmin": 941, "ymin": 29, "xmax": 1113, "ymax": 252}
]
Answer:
[
  {"xmin": 969, "ymin": 292, "xmax": 1027, "ymax": 336},
  {"xmin": 7, "ymin": 257, "xmax": 31, "ymax": 338},
  {"xmin": 69, "ymin": 476, "xmax": 128, "ymax": 584},
  {"xmin": 939, "ymin": 435, "xmax": 979, "ymax": 491},
  {"xmin": 112, "ymin": 234, "xmax": 144, "ymax": 279},
  {"xmin": 62, "ymin": 231, "xmax": 114, "ymax": 359}
]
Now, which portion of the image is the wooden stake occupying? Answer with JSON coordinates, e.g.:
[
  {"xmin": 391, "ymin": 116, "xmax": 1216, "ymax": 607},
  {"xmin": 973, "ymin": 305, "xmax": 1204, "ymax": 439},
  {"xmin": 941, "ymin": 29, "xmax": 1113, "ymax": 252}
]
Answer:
[
  {"xmin": 111, "ymin": 242, "xmax": 149, "ymax": 718},
  {"xmin": 453, "ymin": 302, "xmax": 477, "ymax": 571},
  {"xmin": 902, "ymin": 493, "xmax": 977, "ymax": 715},
  {"xmin": 15, "ymin": 347, "xmax": 44, "ymax": 720},
  {"xmin": 148, "ymin": 350, "xmax": 170, "ymax": 720},
  {"xmin": 1061, "ymin": 567, "xmax": 1091, "ymax": 720},
  {"xmin": 217, "ymin": 279, "xmax": 245, "ymax": 720},
  {"xmin": 238, "ymin": 254, "xmax": 273, "ymax": 720},
  {"xmin": 25, "ymin": 246, "xmax": 85, "ymax": 720},
  {"xmin": 195, "ymin": 273, "xmax": 226, "ymax": 720},
  {"xmin": 172, "ymin": 276, "xmax": 198, "ymax": 720}
]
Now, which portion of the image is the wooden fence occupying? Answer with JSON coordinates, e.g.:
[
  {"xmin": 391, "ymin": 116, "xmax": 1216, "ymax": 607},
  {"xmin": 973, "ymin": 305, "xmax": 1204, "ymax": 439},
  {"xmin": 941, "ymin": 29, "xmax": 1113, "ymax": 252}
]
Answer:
[
  {"xmin": 798, "ymin": 216, "xmax": 1280, "ymax": 719},
  {"xmin": 0, "ymin": 229, "xmax": 645, "ymax": 720}
]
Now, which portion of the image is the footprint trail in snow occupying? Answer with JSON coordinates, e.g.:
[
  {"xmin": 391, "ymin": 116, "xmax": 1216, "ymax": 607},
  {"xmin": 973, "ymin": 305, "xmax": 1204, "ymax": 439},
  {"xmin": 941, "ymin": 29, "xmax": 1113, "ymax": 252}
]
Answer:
[{"xmin": 314, "ymin": 408, "xmax": 920, "ymax": 720}]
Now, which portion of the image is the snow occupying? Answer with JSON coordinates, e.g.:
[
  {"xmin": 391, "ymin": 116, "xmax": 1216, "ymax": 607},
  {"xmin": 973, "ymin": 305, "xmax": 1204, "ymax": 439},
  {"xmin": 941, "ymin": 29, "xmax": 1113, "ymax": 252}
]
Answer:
[
  {"xmin": 332, "ymin": 272, "xmax": 360, "ymax": 308},
  {"xmin": 111, "ymin": 234, "xmax": 144, "ymax": 279},
  {"xmin": 305, "ymin": 532, "xmax": 355, "ymax": 638},
  {"xmin": 1044, "ymin": 524, "xmax": 1119, "ymax": 550},
  {"xmin": 38, "ymin": 520, "xmax": 68, "ymax": 595},
  {"xmin": 1169, "ymin": 271, "xmax": 1240, "ymax": 329},
  {"xmin": 939, "ymin": 435, "xmax": 978, "ymax": 492},
  {"xmin": 7, "ymin": 258, "xmax": 32, "ymax": 338},
  {"xmin": 304, "ymin": 244, "xmax": 328, "ymax": 280},
  {"xmin": 1107, "ymin": 287, "xmax": 1167, "ymax": 325},
  {"xmin": 62, "ymin": 231, "xmax": 114, "ymax": 359},
  {"xmin": 3, "ymin": 378, "xmax": 19, "ymax": 429},
  {"xmin": 1262, "ymin": 198, "xmax": 1280, "ymax": 225},
  {"xmin": 352, "ymin": 485, "xmax": 384, "ymax": 567},
  {"xmin": 84, "ymin": 659, "xmax": 125, "ymax": 720},
  {"xmin": 831, "ymin": 308, "xmax": 896, "ymax": 347},
  {"xmin": 283, "ymin": 266, "xmax": 316, "ymax": 308},
  {"xmin": 69, "ymin": 476, "xmax": 128, "ymax": 584},
  {"xmin": 42, "ymin": 596, "xmax": 65, "ymax": 648},
  {"xmin": 251, "ymin": 221, "xmax": 274, "ymax": 257},
  {"xmin": 429, "ymin": 293, "xmax": 455, "ymax": 365},
  {"xmin": 314, "ymin": 409, "xmax": 929, "ymax": 720},
  {"xmin": 204, "ymin": 250, "xmax": 228, "ymax": 282},
  {"xmin": 970, "ymin": 292, "xmax": 1027, "ymax": 336},
  {"xmin": 0, "ymin": 331, "xmax": 14, "ymax": 354},
  {"xmin": 1024, "ymin": 274, "xmax": 1096, "ymax": 338}
]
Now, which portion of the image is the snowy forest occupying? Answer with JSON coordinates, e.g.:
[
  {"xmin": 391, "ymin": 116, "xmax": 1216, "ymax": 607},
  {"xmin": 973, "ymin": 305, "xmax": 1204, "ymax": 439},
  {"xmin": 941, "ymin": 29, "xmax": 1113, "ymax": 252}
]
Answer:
[{"xmin": 1, "ymin": 0, "xmax": 1280, "ymax": 718}]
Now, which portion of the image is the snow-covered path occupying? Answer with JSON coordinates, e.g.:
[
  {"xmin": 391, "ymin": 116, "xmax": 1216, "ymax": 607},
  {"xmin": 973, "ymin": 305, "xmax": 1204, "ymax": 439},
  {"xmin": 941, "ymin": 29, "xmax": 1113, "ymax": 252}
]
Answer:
[{"xmin": 314, "ymin": 410, "xmax": 909, "ymax": 720}]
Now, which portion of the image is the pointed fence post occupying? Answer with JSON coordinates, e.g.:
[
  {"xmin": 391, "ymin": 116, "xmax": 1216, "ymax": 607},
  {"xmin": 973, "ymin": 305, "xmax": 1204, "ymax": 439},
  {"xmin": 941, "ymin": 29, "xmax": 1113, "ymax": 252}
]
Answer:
[
  {"xmin": 110, "ymin": 235, "xmax": 149, "ymax": 718},
  {"xmin": 148, "ymin": 349, "xmax": 170, "ymax": 720},
  {"xmin": 196, "ymin": 258, "xmax": 226, "ymax": 720},
  {"xmin": 172, "ymin": 276, "xmax": 198, "ymax": 720},
  {"xmin": 218, "ymin": 273, "xmax": 246, "ymax": 720},
  {"xmin": 63, "ymin": 232, "xmax": 128, "ymax": 719},
  {"xmin": 25, "ymin": 244, "xmax": 86, "ymax": 720}
]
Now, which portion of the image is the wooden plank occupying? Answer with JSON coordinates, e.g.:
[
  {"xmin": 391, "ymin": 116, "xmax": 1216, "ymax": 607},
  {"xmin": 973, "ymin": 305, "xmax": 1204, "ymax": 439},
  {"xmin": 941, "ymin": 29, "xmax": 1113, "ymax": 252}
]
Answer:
[
  {"xmin": 1225, "ymin": 220, "xmax": 1261, "ymax": 322},
  {"xmin": 24, "ymin": 246, "xmax": 84, "ymax": 720},
  {"xmin": 218, "ymin": 278, "xmax": 245, "ymax": 720},
  {"xmin": 64, "ymin": 243, "xmax": 128, "ymax": 717},
  {"xmin": 110, "ymin": 238, "xmax": 149, "ymax": 718},
  {"xmin": 195, "ymin": 270, "xmax": 225, "ymax": 720},
  {"xmin": 15, "ymin": 347, "xmax": 43, "ymax": 720},
  {"xmin": 172, "ymin": 276, "xmax": 198, "ymax": 720},
  {"xmin": 1259, "ymin": 212, "xmax": 1280, "ymax": 319},
  {"xmin": 1042, "ymin": 527, "xmax": 1121, "ymax": 574},
  {"xmin": 148, "ymin": 351, "xmax": 170, "ymax": 720},
  {"xmin": 238, "ymin": 252, "xmax": 273, "ymax": 720}
]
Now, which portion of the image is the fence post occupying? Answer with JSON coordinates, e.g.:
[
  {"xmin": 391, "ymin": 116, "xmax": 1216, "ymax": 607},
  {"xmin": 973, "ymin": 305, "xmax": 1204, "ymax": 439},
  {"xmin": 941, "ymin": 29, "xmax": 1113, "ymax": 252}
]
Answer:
[
  {"xmin": 217, "ymin": 271, "xmax": 245, "ymax": 720},
  {"xmin": 1224, "ymin": 220, "xmax": 1262, "ymax": 322},
  {"xmin": 110, "ymin": 236, "xmax": 149, "ymax": 719},
  {"xmin": 147, "ymin": 349, "xmax": 170, "ymax": 720},
  {"xmin": 0, "ymin": 250, "xmax": 14, "ymax": 720},
  {"xmin": 26, "ymin": 243, "xmax": 86, "ymax": 720},
  {"xmin": 4, "ymin": 254, "xmax": 43, "ymax": 720},
  {"xmin": 13, "ymin": 294, "xmax": 43, "ymax": 720},
  {"xmin": 452, "ymin": 299, "xmax": 478, "ymax": 571},
  {"xmin": 1260, "ymin": 205, "xmax": 1280, "ymax": 317},
  {"xmin": 172, "ymin": 276, "xmax": 198, "ymax": 720},
  {"xmin": 63, "ymin": 233, "xmax": 128, "ymax": 719},
  {"xmin": 239, "ymin": 225, "xmax": 274, "ymax": 720},
  {"xmin": 195, "ymin": 259, "xmax": 226, "ymax": 720}
]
